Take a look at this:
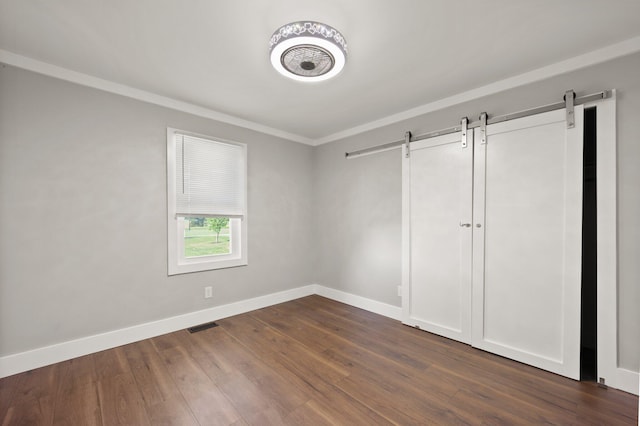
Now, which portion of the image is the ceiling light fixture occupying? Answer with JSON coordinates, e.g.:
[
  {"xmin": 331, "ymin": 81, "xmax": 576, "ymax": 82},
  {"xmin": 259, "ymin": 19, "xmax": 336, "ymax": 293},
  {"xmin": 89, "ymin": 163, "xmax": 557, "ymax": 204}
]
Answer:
[{"xmin": 269, "ymin": 21, "xmax": 347, "ymax": 82}]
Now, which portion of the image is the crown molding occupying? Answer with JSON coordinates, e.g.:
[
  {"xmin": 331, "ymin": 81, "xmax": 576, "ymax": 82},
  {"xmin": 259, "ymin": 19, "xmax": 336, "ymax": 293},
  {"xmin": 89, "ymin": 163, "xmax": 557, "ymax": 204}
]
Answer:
[
  {"xmin": 0, "ymin": 49, "xmax": 314, "ymax": 146},
  {"xmin": 3, "ymin": 35, "xmax": 640, "ymax": 147},
  {"xmin": 312, "ymin": 35, "xmax": 640, "ymax": 145}
]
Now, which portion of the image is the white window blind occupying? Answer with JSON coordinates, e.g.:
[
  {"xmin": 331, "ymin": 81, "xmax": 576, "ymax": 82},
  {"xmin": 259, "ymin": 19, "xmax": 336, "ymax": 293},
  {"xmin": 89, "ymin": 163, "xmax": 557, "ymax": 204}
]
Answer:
[{"xmin": 175, "ymin": 133, "xmax": 246, "ymax": 217}]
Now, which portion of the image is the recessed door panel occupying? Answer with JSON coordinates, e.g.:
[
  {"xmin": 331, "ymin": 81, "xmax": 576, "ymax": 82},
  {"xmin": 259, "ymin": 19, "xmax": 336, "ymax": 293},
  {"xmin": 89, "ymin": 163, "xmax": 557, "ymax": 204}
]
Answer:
[
  {"xmin": 472, "ymin": 108, "xmax": 583, "ymax": 379},
  {"xmin": 402, "ymin": 133, "xmax": 472, "ymax": 343}
]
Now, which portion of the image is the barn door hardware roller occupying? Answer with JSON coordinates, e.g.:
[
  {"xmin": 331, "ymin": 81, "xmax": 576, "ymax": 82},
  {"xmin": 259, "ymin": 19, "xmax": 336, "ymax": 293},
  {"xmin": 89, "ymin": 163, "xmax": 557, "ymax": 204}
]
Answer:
[
  {"xmin": 479, "ymin": 112, "xmax": 488, "ymax": 145},
  {"xmin": 404, "ymin": 131, "xmax": 412, "ymax": 158},
  {"xmin": 564, "ymin": 89, "xmax": 576, "ymax": 129},
  {"xmin": 461, "ymin": 117, "xmax": 468, "ymax": 148}
]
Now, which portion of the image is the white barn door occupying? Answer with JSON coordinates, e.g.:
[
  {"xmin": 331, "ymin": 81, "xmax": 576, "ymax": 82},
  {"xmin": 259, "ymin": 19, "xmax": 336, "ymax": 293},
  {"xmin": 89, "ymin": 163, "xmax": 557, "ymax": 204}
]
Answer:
[
  {"xmin": 471, "ymin": 108, "xmax": 583, "ymax": 379},
  {"xmin": 402, "ymin": 132, "xmax": 473, "ymax": 344}
]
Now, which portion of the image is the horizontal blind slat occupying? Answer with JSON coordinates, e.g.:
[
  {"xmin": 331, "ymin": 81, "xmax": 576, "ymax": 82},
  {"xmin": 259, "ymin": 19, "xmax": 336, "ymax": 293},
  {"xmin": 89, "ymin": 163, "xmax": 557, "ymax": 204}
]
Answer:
[{"xmin": 175, "ymin": 134, "xmax": 245, "ymax": 217}]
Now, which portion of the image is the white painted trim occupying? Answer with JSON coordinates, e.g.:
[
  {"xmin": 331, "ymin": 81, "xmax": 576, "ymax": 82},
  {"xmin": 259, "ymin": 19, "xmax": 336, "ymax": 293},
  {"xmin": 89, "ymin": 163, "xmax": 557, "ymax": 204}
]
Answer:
[
  {"xmin": 0, "ymin": 282, "xmax": 633, "ymax": 395},
  {"xmin": 0, "ymin": 285, "xmax": 316, "ymax": 378},
  {"xmin": 401, "ymin": 138, "xmax": 412, "ymax": 325},
  {"xmin": 591, "ymin": 95, "xmax": 638, "ymax": 396},
  {"xmin": 313, "ymin": 36, "xmax": 640, "ymax": 145},
  {"xmin": 0, "ymin": 49, "xmax": 313, "ymax": 146},
  {"xmin": 314, "ymin": 285, "xmax": 402, "ymax": 320},
  {"xmin": 2, "ymin": 36, "xmax": 640, "ymax": 147},
  {"xmin": 0, "ymin": 284, "xmax": 402, "ymax": 378},
  {"xmin": 166, "ymin": 128, "xmax": 248, "ymax": 275},
  {"xmin": 594, "ymin": 95, "xmax": 618, "ymax": 390},
  {"xmin": 607, "ymin": 368, "xmax": 640, "ymax": 396}
]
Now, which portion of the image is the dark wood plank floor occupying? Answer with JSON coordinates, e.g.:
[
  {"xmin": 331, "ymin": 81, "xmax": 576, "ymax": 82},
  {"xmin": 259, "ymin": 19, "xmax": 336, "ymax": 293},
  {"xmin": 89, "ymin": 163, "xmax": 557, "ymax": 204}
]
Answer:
[{"xmin": 1, "ymin": 295, "xmax": 637, "ymax": 425}]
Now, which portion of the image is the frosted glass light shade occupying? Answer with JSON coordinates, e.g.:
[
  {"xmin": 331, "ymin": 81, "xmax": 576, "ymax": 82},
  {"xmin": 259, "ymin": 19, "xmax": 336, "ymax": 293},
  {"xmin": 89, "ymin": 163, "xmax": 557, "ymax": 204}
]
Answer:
[{"xmin": 269, "ymin": 22, "xmax": 347, "ymax": 82}]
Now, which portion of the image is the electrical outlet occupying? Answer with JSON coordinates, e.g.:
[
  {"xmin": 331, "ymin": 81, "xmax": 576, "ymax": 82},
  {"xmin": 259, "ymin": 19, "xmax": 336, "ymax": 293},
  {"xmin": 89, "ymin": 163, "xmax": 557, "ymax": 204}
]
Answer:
[
  {"xmin": 397, "ymin": 285, "xmax": 402, "ymax": 297},
  {"xmin": 204, "ymin": 286, "xmax": 213, "ymax": 299}
]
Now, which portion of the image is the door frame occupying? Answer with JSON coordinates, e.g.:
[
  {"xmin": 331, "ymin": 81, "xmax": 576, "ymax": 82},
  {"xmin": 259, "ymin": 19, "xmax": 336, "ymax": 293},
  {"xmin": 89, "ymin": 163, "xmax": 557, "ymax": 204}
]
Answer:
[{"xmin": 593, "ymin": 94, "xmax": 636, "ymax": 394}]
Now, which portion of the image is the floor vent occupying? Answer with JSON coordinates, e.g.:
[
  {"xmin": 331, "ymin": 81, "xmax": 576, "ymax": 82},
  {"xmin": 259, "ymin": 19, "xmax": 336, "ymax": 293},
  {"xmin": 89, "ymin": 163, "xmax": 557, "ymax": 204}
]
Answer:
[{"xmin": 187, "ymin": 321, "xmax": 219, "ymax": 333}]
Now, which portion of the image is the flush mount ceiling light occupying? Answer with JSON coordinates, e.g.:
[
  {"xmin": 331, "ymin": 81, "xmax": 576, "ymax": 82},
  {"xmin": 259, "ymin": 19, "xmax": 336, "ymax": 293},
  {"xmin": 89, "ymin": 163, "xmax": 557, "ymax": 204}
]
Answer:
[{"xmin": 269, "ymin": 21, "xmax": 347, "ymax": 82}]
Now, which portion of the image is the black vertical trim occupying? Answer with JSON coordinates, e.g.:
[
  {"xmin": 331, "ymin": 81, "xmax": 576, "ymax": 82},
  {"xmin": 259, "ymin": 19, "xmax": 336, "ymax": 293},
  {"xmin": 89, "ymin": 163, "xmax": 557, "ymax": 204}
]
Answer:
[{"xmin": 580, "ymin": 106, "xmax": 597, "ymax": 381}]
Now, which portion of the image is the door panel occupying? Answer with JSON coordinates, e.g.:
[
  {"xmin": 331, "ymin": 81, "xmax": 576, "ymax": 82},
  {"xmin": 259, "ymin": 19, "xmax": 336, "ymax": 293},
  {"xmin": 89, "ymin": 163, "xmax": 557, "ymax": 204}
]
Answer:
[
  {"xmin": 472, "ymin": 108, "xmax": 583, "ymax": 379},
  {"xmin": 402, "ymin": 133, "xmax": 473, "ymax": 343}
]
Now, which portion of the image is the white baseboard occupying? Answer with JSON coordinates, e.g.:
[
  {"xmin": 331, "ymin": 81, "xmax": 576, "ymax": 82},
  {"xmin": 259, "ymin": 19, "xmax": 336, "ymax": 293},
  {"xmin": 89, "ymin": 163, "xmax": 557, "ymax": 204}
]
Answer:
[
  {"xmin": 0, "ymin": 285, "xmax": 316, "ymax": 378},
  {"xmin": 1, "ymin": 284, "xmax": 635, "ymax": 397},
  {"xmin": 0, "ymin": 284, "xmax": 400, "ymax": 378},
  {"xmin": 607, "ymin": 367, "xmax": 640, "ymax": 396},
  {"xmin": 314, "ymin": 284, "xmax": 402, "ymax": 320}
]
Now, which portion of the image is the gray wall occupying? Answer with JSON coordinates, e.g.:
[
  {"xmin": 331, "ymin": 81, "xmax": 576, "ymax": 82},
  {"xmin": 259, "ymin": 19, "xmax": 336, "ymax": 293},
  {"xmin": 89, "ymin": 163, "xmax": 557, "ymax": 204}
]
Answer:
[
  {"xmin": 1, "ymin": 52, "xmax": 638, "ymax": 373},
  {"xmin": 0, "ymin": 65, "xmax": 314, "ymax": 356},
  {"xmin": 313, "ymin": 52, "xmax": 640, "ymax": 371}
]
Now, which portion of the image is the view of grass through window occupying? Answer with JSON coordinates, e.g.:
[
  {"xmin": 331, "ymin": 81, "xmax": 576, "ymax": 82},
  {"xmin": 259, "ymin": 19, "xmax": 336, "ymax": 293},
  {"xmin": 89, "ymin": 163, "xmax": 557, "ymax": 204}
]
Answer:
[{"xmin": 183, "ymin": 217, "xmax": 231, "ymax": 257}]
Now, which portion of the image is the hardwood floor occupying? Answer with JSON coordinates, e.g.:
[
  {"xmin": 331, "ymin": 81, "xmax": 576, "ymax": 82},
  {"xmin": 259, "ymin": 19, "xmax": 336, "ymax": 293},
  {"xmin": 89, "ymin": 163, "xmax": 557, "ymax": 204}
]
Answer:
[{"xmin": 1, "ymin": 295, "xmax": 637, "ymax": 425}]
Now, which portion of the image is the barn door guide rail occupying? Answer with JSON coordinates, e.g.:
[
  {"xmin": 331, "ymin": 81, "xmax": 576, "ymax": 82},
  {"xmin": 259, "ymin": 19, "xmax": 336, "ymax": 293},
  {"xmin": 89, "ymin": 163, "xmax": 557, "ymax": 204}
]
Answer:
[{"xmin": 345, "ymin": 90, "xmax": 612, "ymax": 159}]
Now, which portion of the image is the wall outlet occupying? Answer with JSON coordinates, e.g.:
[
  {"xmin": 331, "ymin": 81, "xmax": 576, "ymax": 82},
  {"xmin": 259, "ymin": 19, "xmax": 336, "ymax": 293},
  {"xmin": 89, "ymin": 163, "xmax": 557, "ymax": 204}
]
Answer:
[
  {"xmin": 204, "ymin": 286, "xmax": 213, "ymax": 299},
  {"xmin": 397, "ymin": 285, "xmax": 402, "ymax": 297}
]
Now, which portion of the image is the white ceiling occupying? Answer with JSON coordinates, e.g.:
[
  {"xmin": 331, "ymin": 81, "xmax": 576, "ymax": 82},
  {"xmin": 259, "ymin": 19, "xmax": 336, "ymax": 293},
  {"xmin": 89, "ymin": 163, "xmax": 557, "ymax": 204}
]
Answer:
[{"xmin": 1, "ymin": 0, "xmax": 640, "ymax": 144}]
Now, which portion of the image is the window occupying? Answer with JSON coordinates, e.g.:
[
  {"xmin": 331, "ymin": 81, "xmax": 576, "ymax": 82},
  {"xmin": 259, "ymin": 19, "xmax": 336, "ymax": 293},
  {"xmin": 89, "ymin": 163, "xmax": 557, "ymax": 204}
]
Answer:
[{"xmin": 167, "ymin": 128, "xmax": 247, "ymax": 275}]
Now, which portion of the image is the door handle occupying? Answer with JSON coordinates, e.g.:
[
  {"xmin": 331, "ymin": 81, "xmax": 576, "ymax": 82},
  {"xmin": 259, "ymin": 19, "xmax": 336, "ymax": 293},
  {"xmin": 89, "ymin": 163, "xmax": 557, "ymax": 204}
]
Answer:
[{"xmin": 459, "ymin": 222, "xmax": 471, "ymax": 228}]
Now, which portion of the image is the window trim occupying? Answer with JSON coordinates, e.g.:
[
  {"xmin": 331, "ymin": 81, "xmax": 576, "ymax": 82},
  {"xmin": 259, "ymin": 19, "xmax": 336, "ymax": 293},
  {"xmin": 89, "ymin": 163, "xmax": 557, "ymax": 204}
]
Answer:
[{"xmin": 167, "ymin": 128, "xmax": 248, "ymax": 275}]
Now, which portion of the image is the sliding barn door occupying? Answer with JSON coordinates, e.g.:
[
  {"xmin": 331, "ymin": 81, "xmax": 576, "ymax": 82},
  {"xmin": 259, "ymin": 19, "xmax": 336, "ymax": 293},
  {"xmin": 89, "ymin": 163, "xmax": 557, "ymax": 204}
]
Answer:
[
  {"xmin": 402, "ymin": 132, "xmax": 473, "ymax": 343},
  {"xmin": 471, "ymin": 108, "xmax": 583, "ymax": 379}
]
